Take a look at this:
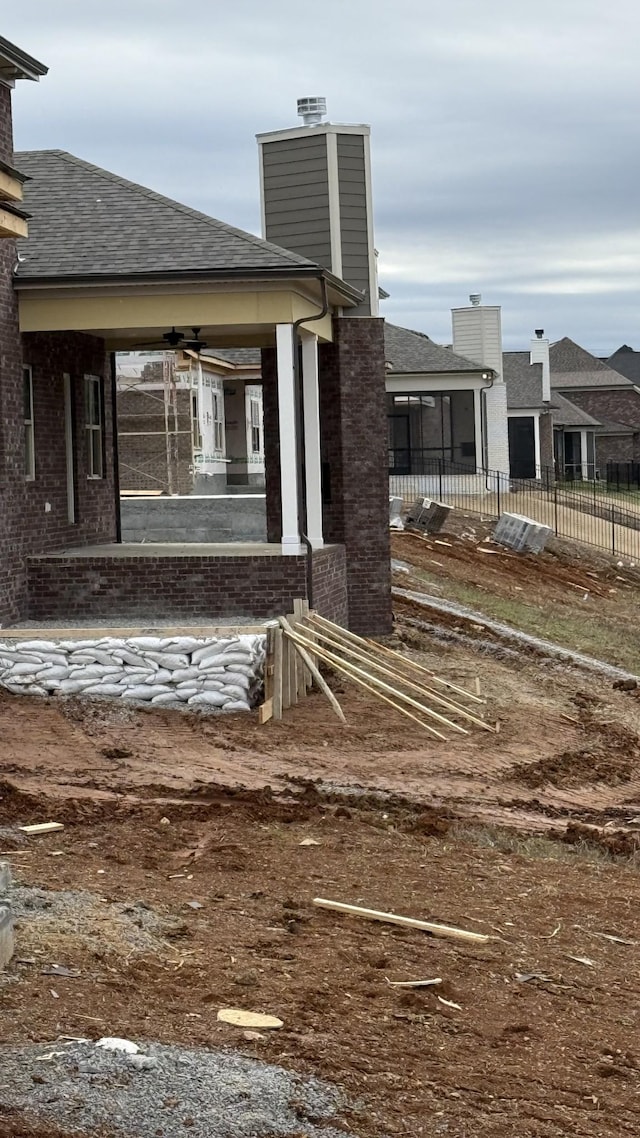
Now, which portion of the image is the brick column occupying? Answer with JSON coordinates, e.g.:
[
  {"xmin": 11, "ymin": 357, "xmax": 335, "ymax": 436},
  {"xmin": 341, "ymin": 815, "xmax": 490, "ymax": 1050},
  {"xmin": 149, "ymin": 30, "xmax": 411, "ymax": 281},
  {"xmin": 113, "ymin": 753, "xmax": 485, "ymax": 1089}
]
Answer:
[{"xmin": 319, "ymin": 317, "xmax": 392, "ymax": 635}]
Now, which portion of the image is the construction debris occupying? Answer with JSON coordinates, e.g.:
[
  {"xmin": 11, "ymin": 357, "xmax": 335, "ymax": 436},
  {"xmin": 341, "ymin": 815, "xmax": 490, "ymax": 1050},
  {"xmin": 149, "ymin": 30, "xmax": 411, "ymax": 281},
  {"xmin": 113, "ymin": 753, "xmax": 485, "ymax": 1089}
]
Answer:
[
  {"xmin": 18, "ymin": 822, "xmax": 64, "ymax": 835},
  {"xmin": 312, "ymin": 898, "xmax": 491, "ymax": 944},
  {"xmin": 217, "ymin": 1009, "xmax": 284, "ymax": 1030}
]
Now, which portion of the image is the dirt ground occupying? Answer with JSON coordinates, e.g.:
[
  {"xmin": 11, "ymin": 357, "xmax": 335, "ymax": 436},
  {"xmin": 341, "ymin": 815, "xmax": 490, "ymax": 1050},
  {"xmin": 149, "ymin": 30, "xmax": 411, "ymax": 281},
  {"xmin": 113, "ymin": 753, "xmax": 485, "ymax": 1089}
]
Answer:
[{"xmin": 3, "ymin": 532, "xmax": 640, "ymax": 1135}]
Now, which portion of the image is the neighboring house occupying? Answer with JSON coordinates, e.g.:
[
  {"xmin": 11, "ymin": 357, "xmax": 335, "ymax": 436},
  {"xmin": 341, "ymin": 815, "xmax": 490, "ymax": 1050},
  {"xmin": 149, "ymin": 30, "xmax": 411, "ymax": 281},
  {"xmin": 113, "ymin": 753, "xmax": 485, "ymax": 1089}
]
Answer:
[
  {"xmin": 0, "ymin": 49, "xmax": 392, "ymax": 634},
  {"xmin": 548, "ymin": 338, "xmax": 640, "ymax": 471},
  {"xmin": 116, "ymin": 348, "xmax": 264, "ymax": 495},
  {"xmin": 606, "ymin": 345, "xmax": 640, "ymax": 386},
  {"xmin": 502, "ymin": 351, "xmax": 551, "ymax": 478}
]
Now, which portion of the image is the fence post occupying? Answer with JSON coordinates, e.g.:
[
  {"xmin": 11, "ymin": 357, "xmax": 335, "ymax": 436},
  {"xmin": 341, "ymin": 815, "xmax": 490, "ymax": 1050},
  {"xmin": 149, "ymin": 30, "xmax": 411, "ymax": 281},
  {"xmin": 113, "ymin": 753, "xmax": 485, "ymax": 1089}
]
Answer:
[
  {"xmin": 612, "ymin": 504, "xmax": 616, "ymax": 554},
  {"xmin": 554, "ymin": 482, "xmax": 559, "ymax": 536},
  {"xmin": 438, "ymin": 457, "xmax": 443, "ymax": 503},
  {"xmin": 496, "ymin": 472, "xmax": 501, "ymax": 518}
]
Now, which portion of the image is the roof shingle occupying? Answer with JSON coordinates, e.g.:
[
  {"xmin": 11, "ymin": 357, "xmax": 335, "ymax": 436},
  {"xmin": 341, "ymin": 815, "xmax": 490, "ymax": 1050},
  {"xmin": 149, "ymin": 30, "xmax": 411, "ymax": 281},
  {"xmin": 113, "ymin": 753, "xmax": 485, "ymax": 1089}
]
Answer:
[
  {"xmin": 384, "ymin": 323, "xmax": 487, "ymax": 374},
  {"xmin": 14, "ymin": 150, "xmax": 315, "ymax": 280},
  {"xmin": 550, "ymin": 337, "xmax": 632, "ymax": 389}
]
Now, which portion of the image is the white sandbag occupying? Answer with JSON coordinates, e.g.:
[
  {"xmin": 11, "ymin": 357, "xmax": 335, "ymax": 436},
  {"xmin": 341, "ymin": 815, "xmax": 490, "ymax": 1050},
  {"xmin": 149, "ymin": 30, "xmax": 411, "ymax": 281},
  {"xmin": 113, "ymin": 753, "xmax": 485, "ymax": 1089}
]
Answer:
[
  {"xmin": 219, "ymin": 672, "xmax": 251, "ymax": 690},
  {"xmin": 1, "ymin": 673, "xmax": 37, "ymax": 686},
  {"xmin": 222, "ymin": 699, "xmax": 251, "ymax": 712},
  {"xmin": 140, "ymin": 652, "xmax": 189, "ymax": 670},
  {"xmin": 69, "ymin": 649, "xmax": 114, "ymax": 667},
  {"xmin": 83, "ymin": 684, "xmax": 126, "ymax": 697},
  {"xmin": 188, "ymin": 691, "xmax": 228, "ymax": 707},
  {"xmin": 120, "ymin": 684, "xmax": 173, "ymax": 701},
  {"xmin": 59, "ymin": 639, "xmax": 101, "ymax": 650},
  {"xmin": 190, "ymin": 642, "xmax": 234, "ymax": 665},
  {"xmin": 127, "ymin": 637, "xmax": 164, "ymax": 651},
  {"xmin": 118, "ymin": 671, "xmax": 154, "ymax": 686},
  {"xmin": 145, "ymin": 669, "xmax": 172, "ymax": 685},
  {"xmin": 56, "ymin": 678, "xmax": 100, "ymax": 694},
  {"xmin": 160, "ymin": 637, "xmax": 206, "ymax": 653},
  {"xmin": 196, "ymin": 653, "xmax": 237, "ymax": 671},
  {"xmin": 220, "ymin": 684, "xmax": 251, "ymax": 702},
  {"xmin": 68, "ymin": 665, "xmax": 119, "ymax": 680},
  {"xmin": 200, "ymin": 678, "xmax": 224, "ymax": 691},
  {"xmin": 207, "ymin": 651, "xmax": 253, "ymax": 668},
  {"xmin": 35, "ymin": 665, "xmax": 69, "ymax": 682},
  {"xmin": 151, "ymin": 692, "xmax": 182, "ymax": 705},
  {"xmin": 171, "ymin": 667, "xmax": 200, "ymax": 683},
  {"xmin": 11, "ymin": 640, "xmax": 57, "ymax": 653},
  {"xmin": 31, "ymin": 653, "xmax": 71, "ymax": 669},
  {"xmin": 11, "ymin": 662, "xmax": 45, "ymax": 676},
  {"xmin": 175, "ymin": 686, "xmax": 198, "ymax": 699},
  {"xmin": 112, "ymin": 650, "xmax": 155, "ymax": 669}
]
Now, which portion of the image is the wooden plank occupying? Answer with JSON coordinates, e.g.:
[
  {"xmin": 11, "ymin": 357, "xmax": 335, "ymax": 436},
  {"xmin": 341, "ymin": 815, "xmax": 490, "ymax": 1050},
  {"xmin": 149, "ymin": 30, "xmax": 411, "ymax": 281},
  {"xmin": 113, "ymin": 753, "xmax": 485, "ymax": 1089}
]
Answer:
[
  {"xmin": 304, "ymin": 623, "xmax": 493, "ymax": 732},
  {"xmin": 284, "ymin": 628, "xmax": 445, "ymax": 739},
  {"xmin": 281, "ymin": 631, "xmax": 291, "ymax": 711},
  {"xmin": 0, "ymin": 624, "xmax": 267, "ymax": 641},
  {"xmin": 279, "ymin": 618, "xmax": 345, "ymax": 723},
  {"xmin": 258, "ymin": 698, "xmax": 274, "ymax": 725},
  {"xmin": 18, "ymin": 822, "xmax": 64, "ymax": 835},
  {"xmin": 312, "ymin": 898, "xmax": 490, "ymax": 944},
  {"xmin": 288, "ymin": 627, "xmax": 468, "ymax": 735},
  {"xmin": 273, "ymin": 627, "xmax": 284, "ymax": 721},
  {"xmin": 286, "ymin": 614, "xmax": 299, "ymax": 706}
]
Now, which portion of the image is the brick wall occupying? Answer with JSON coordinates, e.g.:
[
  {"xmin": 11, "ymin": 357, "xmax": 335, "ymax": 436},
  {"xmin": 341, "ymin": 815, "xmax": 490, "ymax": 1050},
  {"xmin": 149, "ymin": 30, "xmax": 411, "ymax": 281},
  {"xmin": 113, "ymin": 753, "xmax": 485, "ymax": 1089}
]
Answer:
[
  {"xmin": 539, "ymin": 410, "xmax": 554, "ymax": 471},
  {"xmin": 595, "ymin": 433, "xmax": 634, "ymax": 469},
  {"xmin": 0, "ymin": 85, "xmax": 12, "ymax": 163},
  {"xmin": 560, "ymin": 389, "xmax": 640, "ymax": 461},
  {"xmin": 27, "ymin": 545, "xmax": 347, "ymax": 623},
  {"xmin": 262, "ymin": 319, "xmax": 391, "ymax": 636}
]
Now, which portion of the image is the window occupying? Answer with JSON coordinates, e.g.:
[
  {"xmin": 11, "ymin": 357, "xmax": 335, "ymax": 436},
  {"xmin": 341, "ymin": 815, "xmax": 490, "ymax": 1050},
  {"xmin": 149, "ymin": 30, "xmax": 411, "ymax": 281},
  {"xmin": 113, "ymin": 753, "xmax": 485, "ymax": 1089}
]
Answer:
[
  {"xmin": 84, "ymin": 375, "xmax": 104, "ymax": 479},
  {"xmin": 191, "ymin": 391, "xmax": 202, "ymax": 450},
  {"xmin": 212, "ymin": 390, "xmax": 224, "ymax": 452},
  {"xmin": 387, "ymin": 390, "xmax": 476, "ymax": 475},
  {"xmin": 250, "ymin": 398, "xmax": 262, "ymax": 454},
  {"xmin": 24, "ymin": 365, "xmax": 35, "ymax": 480}
]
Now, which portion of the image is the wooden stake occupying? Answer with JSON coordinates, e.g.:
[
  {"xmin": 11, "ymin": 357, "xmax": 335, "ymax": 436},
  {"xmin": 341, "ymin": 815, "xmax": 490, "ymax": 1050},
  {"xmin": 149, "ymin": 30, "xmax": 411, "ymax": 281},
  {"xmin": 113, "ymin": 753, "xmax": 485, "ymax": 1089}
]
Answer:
[
  {"xmin": 272, "ymin": 627, "xmax": 284, "ymax": 721},
  {"xmin": 279, "ymin": 618, "xmax": 345, "ymax": 723},
  {"xmin": 308, "ymin": 613, "xmax": 485, "ymax": 705},
  {"xmin": 305, "ymin": 622, "xmax": 493, "ymax": 732},
  {"xmin": 312, "ymin": 898, "xmax": 490, "ymax": 944},
  {"xmin": 283, "ymin": 628, "xmax": 446, "ymax": 740},
  {"xmin": 289, "ymin": 627, "xmax": 468, "ymax": 735}
]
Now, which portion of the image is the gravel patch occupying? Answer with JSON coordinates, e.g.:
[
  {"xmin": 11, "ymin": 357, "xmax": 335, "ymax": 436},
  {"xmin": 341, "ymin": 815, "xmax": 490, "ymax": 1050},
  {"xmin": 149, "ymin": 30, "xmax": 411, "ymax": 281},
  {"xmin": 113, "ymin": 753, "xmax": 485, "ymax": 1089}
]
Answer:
[{"xmin": 0, "ymin": 1039, "xmax": 352, "ymax": 1137}]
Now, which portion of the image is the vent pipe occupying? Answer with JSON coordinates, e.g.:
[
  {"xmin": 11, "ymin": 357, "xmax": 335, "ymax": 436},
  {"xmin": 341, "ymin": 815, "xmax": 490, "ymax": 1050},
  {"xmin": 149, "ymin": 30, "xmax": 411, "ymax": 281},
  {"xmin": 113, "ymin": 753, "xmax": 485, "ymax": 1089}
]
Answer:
[{"xmin": 297, "ymin": 97, "xmax": 327, "ymax": 127}]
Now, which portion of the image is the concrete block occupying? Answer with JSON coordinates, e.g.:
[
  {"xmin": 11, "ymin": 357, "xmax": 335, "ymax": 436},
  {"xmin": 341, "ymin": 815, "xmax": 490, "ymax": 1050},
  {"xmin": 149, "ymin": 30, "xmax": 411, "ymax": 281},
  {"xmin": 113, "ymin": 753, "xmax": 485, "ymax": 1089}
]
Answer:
[
  {"xmin": 493, "ymin": 512, "xmax": 552, "ymax": 553},
  {"xmin": 0, "ymin": 861, "xmax": 10, "ymax": 897},
  {"xmin": 405, "ymin": 497, "xmax": 452, "ymax": 535},
  {"xmin": 0, "ymin": 903, "xmax": 13, "ymax": 970}
]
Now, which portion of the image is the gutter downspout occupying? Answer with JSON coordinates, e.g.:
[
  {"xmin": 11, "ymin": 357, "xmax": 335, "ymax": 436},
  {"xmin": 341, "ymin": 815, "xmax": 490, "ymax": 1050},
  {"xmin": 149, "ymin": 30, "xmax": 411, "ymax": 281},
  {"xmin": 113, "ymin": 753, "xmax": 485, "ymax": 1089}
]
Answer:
[
  {"xmin": 479, "ymin": 371, "xmax": 495, "ymax": 490},
  {"xmin": 110, "ymin": 352, "xmax": 122, "ymax": 543},
  {"xmin": 291, "ymin": 275, "xmax": 330, "ymax": 609}
]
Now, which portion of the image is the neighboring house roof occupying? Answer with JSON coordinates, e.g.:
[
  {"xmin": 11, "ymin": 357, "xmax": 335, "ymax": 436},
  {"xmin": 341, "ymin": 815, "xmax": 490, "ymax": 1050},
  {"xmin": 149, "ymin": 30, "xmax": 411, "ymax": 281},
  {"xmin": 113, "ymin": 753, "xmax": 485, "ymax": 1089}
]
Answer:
[
  {"xmin": 552, "ymin": 393, "xmax": 601, "ymax": 428},
  {"xmin": 202, "ymin": 347, "xmax": 262, "ymax": 367},
  {"xmin": 595, "ymin": 418, "xmax": 636, "ymax": 436},
  {"xmin": 0, "ymin": 35, "xmax": 48, "ymax": 82},
  {"xmin": 550, "ymin": 337, "xmax": 633, "ymax": 389},
  {"xmin": 14, "ymin": 150, "xmax": 324, "ymax": 282},
  {"xmin": 606, "ymin": 346, "xmax": 640, "ymax": 385},
  {"xmin": 384, "ymin": 323, "xmax": 487, "ymax": 375},
  {"xmin": 502, "ymin": 351, "xmax": 545, "ymax": 409}
]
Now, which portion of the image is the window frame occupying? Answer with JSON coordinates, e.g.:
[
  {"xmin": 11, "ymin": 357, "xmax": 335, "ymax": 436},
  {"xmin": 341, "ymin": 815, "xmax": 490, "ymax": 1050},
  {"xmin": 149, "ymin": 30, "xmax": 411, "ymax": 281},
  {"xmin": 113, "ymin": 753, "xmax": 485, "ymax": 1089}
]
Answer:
[
  {"xmin": 191, "ymin": 390, "xmax": 202, "ymax": 451},
  {"xmin": 250, "ymin": 397, "xmax": 261, "ymax": 455},
  {"xmin": 84, "ymin": 374, "xmax": 105, "ymax": 480},
  {"xmin": 212, "ymin": 389, "xmax": 224, "ymax": 453},
  {"xmin": 23, "ymin": 364, "xmax": 35, "ymax": 481}
]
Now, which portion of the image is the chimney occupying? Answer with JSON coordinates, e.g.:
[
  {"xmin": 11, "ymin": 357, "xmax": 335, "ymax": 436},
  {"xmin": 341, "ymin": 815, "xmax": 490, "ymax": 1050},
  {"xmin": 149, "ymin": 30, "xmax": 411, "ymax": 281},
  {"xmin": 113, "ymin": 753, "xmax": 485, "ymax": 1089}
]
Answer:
[
  {"xmin": 530, "ymin": 329, "xmax": 551, "ymax": 402},
  {"xmin": 451, "ymin": 295, "xmax": 503, "ymax": 380},
  {"xmin": 257, "ymin": 100, "xmax": 378, "ymax": 316}
]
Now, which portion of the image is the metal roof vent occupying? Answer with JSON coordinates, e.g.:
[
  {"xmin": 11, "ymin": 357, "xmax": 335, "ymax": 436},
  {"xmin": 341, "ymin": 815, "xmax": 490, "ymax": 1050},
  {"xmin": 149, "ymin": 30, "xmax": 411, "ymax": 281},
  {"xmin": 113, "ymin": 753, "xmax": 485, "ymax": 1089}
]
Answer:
[
  {"xmin": 535, "ymin": 328, "xmax": 544, "ymax": 338},
  {"xmin": 297, "ymin": 97, "xmax": 327, "ymax": 126},
  {"xmin": 469, "ymin": 293, "xmax": 482, "ymax": 306}
]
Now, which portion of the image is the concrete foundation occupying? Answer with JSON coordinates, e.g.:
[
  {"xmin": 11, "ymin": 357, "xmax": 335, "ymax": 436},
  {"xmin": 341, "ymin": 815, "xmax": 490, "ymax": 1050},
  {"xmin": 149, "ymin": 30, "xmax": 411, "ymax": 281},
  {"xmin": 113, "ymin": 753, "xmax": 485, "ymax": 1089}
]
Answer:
[{"xmin": 120, "ymin": 496, "xmax": 267, "ymax": 544}]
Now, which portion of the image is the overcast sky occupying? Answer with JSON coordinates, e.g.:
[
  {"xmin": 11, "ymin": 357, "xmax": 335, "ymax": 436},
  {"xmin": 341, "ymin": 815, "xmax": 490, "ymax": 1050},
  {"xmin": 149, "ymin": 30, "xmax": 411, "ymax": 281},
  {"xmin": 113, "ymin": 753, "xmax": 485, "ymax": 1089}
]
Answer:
[{"xmin": 6, "ymin": 0, "xmax": 640, "ymax": 351}]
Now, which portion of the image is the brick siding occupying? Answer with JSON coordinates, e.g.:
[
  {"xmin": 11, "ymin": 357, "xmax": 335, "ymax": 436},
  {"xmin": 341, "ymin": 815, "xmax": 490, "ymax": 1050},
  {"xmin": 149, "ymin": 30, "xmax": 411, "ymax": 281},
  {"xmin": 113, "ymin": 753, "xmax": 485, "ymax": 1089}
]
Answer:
[
  {"xmin": 539, "ymin": 410, "xmax": 554, "ymax": 471},
  {"xmin": 27, "ymin": 545, "xmax": 347, "ymax": 623},
  {"xmin": 560, "ymin": 389, "xmax": 640, "ymax": 463}
]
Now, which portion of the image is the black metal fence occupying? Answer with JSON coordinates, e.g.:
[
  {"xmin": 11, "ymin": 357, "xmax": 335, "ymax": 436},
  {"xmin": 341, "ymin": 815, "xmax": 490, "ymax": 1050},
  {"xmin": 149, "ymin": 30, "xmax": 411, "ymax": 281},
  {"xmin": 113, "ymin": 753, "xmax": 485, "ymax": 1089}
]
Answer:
[{"xmin": 389, "ymin": 458, "xmax": 640, "ymax": 559}]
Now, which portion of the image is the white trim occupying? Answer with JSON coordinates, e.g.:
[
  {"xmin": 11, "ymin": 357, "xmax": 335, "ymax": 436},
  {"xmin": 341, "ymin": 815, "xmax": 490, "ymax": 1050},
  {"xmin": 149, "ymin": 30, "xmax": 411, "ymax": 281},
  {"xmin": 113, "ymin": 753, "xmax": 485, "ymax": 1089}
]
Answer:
[
  {"xmin": 580, "ymin": 429, "xmax": 589, "ymax": 481},
  {"xmin": 363, "ymin": 131, "xmax": 379, "ymax": 317},
  {"xmin": 63, "ymin": 372, "xmax": 76, "ymax": 523},
  {"xmin": 326, "ymin": 131, "xmax": 343, "ymax": 280},
  {"xmin": 473, "ymin": 389, "xmax": 483, "ymax": 468},
  {"xmin": 275, "ymin": 324, "xmax": 300, "ymax": 550},
  {"xmin": 301, "ymin": 333, "xmax": 323, "ymax": 547},
  {"xmin": 256, "ymin": 122, "xmax": 371, "ymax": 145},
  {"xmin": 257, "ymin": 141, "xmax": 267, "ymax": 238}
]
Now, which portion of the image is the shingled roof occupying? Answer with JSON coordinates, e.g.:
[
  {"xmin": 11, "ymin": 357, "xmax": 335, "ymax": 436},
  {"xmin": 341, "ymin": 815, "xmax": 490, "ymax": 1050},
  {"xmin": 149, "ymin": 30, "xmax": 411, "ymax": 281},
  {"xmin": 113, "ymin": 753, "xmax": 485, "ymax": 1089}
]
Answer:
[
  {"xmin": 550, "ymin": 337, "xmax": 633, "ymax": 389},
  {"xmin": 14, "ymin": 150, "xmax": 318, "ymax": 281},
  {"xmin": 552, "ymin": 393, "xmax": 602, "ymax": 428},
  {"xmin": 502, "ymin": 352, "xmax": 545, "ymax": 409},
  {"xmin": 607, "ymin": 346, "xmax": 640, "ymax": 385},
  {"xmin": 384, "ymin": 323, "xmax": 487, "ymax": 374}
]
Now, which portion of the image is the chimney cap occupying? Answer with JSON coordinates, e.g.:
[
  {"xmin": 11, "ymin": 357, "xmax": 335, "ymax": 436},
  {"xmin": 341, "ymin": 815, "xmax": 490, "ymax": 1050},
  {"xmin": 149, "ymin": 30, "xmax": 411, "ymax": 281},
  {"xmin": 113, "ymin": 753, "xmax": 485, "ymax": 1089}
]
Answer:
[
  {"xmin": 535, "ymin": 328, "xmax": 545, "ymax": 339},
  {"xmin": 297, "ymin": 97, "xmax": 327, "ymax": 126},
  {"xmin": 469, "ymin": 293, "xmax": 482, "ymax": 307}
]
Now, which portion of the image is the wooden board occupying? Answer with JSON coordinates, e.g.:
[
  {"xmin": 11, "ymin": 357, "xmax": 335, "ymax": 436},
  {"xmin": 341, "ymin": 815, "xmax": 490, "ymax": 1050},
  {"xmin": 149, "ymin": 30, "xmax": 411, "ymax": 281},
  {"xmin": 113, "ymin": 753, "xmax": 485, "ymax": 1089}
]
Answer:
[
  {"xmin": 18, "ymin": 823, "xmax": 64, "ymax": 835},
  {"xmin": 273, "ymin": 627, "xmax": 284, "ymax": 721},
  {"xmin": 0, "ymin": 624, "xmax": 267, "ymax": 641}
]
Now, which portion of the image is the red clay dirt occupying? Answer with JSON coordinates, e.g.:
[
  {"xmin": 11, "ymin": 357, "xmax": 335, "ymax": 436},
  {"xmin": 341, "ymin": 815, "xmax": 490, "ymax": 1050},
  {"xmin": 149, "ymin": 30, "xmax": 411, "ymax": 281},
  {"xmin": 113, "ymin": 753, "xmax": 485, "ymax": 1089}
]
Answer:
[{"xmin": 3, "ymin": 533, "xmax": 640, "ymax": 1135}]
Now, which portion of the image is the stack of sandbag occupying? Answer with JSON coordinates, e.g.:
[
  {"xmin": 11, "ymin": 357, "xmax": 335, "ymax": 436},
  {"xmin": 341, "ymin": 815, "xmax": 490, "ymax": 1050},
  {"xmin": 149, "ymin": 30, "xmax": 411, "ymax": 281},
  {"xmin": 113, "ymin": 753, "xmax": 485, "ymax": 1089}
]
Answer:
[{"xmin": 0, "ymin": 634, "xmax": 266, "ymax": 713}]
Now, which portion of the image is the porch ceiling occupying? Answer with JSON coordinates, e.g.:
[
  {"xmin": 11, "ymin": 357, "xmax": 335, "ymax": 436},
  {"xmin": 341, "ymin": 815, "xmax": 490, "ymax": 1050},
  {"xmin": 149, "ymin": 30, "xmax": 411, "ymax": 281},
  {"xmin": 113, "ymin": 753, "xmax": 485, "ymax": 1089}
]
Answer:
[{"xmin": 16, "ymin": 277, "xmax": 343, "ymax": 349}]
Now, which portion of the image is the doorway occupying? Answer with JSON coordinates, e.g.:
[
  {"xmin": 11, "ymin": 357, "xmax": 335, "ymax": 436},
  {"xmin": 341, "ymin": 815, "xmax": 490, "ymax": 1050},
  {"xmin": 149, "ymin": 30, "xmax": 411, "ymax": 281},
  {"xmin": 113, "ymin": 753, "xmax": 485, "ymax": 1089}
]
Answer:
[{"xmin": 508, "ymin": 417, "xmax": 536, "ymax": 479}]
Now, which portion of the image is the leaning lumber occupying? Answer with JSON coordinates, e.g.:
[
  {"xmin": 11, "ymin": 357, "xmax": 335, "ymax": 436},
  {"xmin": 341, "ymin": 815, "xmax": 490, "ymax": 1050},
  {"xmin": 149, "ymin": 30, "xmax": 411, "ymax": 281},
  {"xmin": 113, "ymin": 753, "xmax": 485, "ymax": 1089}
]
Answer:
[
  {"xmin": 305, "ymin": 621, "xmax": 493, "ymax": 732},
  {"xmin": 279, "ymin": 617, "xmax": 345, "ymax": 723},
  {"xmin": 287, "ymin": 627, "xmax": 468, "ymax": 735},
  {"xmin": 283, "ymin": 627, "xmax": 446, "ymax": 739},
  {"xmin": 309, "ymin": 613, "xmax": 484, "ymax": 705},
  {"xmin": 312, "ymin": 898, "xmax": 490, "ymax": 944}
]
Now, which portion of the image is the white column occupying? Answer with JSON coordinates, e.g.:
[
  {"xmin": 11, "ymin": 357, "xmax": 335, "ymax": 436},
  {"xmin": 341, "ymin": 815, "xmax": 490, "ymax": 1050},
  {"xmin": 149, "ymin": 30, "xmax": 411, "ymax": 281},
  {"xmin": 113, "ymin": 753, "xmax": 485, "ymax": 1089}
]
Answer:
[
  {"xmin": 534, "ymin": 413, "xmax": 542, "ymax": 478},
  {"xmin": 580, "ymin": 429, "xmax": 589, "ymax": 481},
  {"xmin": 301, "ymin": 333, "xmax": 324, "ymax": 547},
  {"xmin": 275, "ymin": 323, "xmax": 300, "ymax": 551}
]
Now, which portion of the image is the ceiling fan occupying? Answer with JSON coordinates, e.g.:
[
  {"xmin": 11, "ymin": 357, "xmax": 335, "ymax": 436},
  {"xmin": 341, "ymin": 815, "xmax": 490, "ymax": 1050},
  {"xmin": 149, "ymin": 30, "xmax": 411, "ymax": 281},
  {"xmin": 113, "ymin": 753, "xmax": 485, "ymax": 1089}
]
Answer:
[{"xmin": 135, "ymin": 327, "xmax": 209, "ymax": 352}]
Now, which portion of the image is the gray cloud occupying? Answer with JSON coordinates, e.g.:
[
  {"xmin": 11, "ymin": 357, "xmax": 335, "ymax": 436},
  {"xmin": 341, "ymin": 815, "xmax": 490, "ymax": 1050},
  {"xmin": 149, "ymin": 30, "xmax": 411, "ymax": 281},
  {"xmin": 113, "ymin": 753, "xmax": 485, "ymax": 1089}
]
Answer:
[{"xmin": 6, "ymin": 0, "xmax": 640, "ymax": 353}]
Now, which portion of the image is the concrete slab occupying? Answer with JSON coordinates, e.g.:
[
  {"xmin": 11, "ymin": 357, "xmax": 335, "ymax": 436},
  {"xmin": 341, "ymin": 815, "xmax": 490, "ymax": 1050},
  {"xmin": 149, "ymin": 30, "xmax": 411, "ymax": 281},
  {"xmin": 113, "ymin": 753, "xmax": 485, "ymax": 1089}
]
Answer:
[{"xmin": 0, "ymin": 903, "xmax": 13, "ymax": 970}]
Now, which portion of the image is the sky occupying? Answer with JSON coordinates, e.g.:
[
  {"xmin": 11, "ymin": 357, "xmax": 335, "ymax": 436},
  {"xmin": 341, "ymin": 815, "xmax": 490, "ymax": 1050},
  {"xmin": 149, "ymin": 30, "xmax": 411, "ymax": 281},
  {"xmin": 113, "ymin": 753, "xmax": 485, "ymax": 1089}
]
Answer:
[{"xmin": 5, "ymin": 0, "xmax": 640, "ymax": 352}]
